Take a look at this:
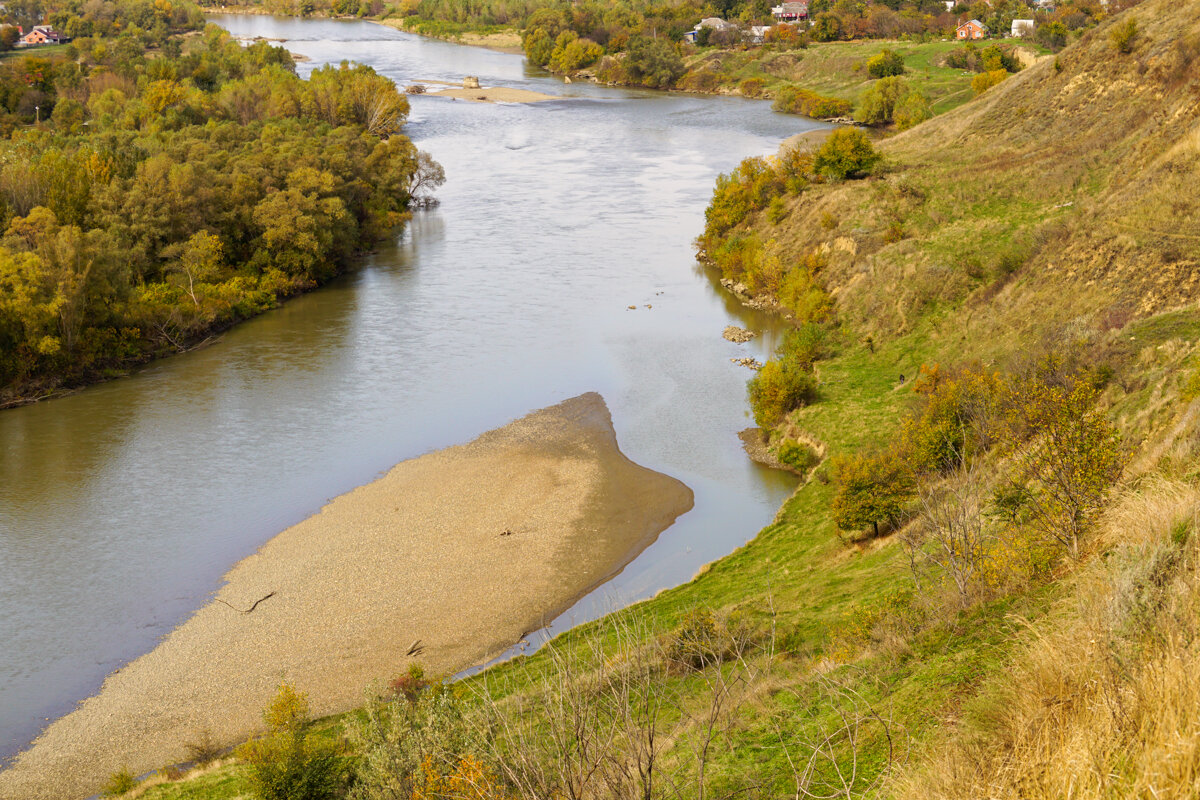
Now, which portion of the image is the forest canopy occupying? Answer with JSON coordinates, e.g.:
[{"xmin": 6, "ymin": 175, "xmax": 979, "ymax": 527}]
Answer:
[{"xmin": 0, "ymin": 1, "xmax": 436, "ymax": 402}]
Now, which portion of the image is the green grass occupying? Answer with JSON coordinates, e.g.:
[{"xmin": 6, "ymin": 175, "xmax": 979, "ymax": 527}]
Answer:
[
  {"xmin": 0, "ymin": 44, "xmax": 71, "ymax": 61},
  {"xmin": 686, "ymin": 38, "xmax": 1044, "ymax": 116}
]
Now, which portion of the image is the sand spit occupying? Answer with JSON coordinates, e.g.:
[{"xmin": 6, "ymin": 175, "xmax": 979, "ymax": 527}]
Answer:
[
  {"xmin": 0, "ymin": 393, "xmax": 693, "ymax": 800},
  {"xmin": 426, "ymin": 85, "xmax": 559, "ymax": 103}
]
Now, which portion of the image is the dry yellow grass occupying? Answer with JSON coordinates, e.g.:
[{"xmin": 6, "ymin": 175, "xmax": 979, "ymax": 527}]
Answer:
[{"xmin": 893, "ymin": 476, "xmax": 1200, "ymax": 800}]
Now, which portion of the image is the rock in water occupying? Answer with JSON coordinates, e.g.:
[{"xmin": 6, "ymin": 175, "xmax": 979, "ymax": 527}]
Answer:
[
  {"xmin": 463, "ymin": 75, "xmax": 480, "ymax": 89},
  {"xmin": 723, "ymin": 325, "xmax": 757, "ymax": 343}
]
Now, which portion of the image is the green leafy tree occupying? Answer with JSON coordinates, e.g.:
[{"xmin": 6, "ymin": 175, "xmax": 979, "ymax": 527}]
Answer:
[
  {"xmin": 854, "ymin": 75, "xmax": 911, "ymax": 126},
  {"xmin": 893, "ymin": 89, "xmax": 932, "ymax": 130},
  {"xmin": 810, "ymin": 11, "xmax": 844, "ymax": 41},
  {"xmin": 830, "ymin": 449, "xmax": 914, "ymax": 538},
  {"xmin": 625, "ymin": 37, "xmax": 684, "ymax": 89}
]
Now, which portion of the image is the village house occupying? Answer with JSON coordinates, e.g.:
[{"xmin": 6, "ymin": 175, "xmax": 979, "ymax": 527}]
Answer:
[
  {"xmin": 771, "ymin": 2, "xmax": 809, "ymax": 22},
  {"xmin": 956, "ymin": 19, "xmax": 988, "ymax": 40},
  {"xmin": 1011, "ymin": 18, "xmax": 1035, "ymax": 37},
  {"xmin": 683, "ymin": 17, "xmax": 737, "ymax": 43},
  {"xmin": 19, "ymin": 25, "xmax": 65, "ymax": 45}
]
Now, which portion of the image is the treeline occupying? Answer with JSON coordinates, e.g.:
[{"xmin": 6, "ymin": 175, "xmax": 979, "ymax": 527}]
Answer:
[{"xmin": 0, "ymin": 4, "xmax": 437, "ymax": 402}]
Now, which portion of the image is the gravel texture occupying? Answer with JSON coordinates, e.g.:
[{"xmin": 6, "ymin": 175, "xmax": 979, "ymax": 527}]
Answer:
[{"xmin": 0, "ymin": 392, "xmax": 692, "ymax": 799}]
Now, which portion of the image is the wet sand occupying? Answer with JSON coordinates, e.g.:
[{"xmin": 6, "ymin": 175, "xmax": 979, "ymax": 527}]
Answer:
[{"xmin": 0, "ymin": 393, "xmax": 693, "ymax": 799}]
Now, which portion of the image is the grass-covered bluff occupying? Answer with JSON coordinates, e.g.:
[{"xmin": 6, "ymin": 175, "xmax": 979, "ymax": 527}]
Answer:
[{"xmin": 81, "ymin": 1, "xmax": 1200, "ymax": 798}]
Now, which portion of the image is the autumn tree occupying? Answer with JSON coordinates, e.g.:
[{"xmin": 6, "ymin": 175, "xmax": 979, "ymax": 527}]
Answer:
[
  {"xmin": 830, "ymin": 449, "xmax": 914, "ymax": 538},
  {"xmin": 1001, "ymin": 363, "xmax": 1125, "ymax": 557}
]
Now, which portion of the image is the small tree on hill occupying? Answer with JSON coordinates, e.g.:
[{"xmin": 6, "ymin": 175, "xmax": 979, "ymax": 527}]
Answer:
[
  {"xmin": 830, "ymin": 450, "xmax": 915, "ymax": 539},
  {"xmin": 813, "ymin": 128, "xmax": 880, "ymax": 180},
  {"xmin": 1001, "ymin": 369, "xmax": 1125, "ymax": 558}
]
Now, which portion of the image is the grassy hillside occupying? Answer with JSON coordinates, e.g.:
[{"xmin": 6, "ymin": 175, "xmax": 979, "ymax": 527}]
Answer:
[
  {"xmin": 86, "ymin": 1, "xmax": 1200, "ymax": 798},
  {"xmin": 682, "ymin": 38, "xmax": 1040, "ymax": 115}
]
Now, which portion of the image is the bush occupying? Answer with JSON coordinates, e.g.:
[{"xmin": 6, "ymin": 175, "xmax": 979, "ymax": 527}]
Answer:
[
  {"xmin": 738, "ymin": 77, "xmax": 765, "ymax": 97},
  {"xmin": 1111, "ymin": 17, "xmax": 1138, "ymax": 54},
  {"xmin": 101, "ymin": 768, "xmax": 138, "ymax": 797},
  {"xmin": 777, "ymin": 439, "xmax": 819, "ymax": 472},
  {"xmin": 389, "ymin": 663, "xmax": 429, "ymax": 703},
  {"xmin": 854, "ymin": 76, "xmax": 911, "ymax": 125},
  {"xmin": 971, "ymin": 69, "xmax": 1008, "ymax": 95},
  {"xmin": 811, "ymin": 12, "xmax": 844, "ymax": 42},
  {"xmin": 237, "ymin": 683, "xmax": 352, "ymax": 800},
  {"xmin": 893, "ymin": 90, "xmax": 932, "ymax": 130},
  {"xmin": 866, "ymin": 49, "xmax": 905, "ymax": 78},
  {"xmin": 813, "ymin": 128, "xmax": 880, "ymax": 180},
  {"xmin": 772, "ymin": 85, "xmax": 852, "ymax": 119},
  {"xmin": 748, "ymin": 357, "xmax": 818, "ymax": 427}
]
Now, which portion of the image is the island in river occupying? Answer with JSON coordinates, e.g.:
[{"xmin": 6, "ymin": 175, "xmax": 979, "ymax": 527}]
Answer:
[{"xmin": 0, "ymin": 393, "xmax": 693, "ymax": 800}]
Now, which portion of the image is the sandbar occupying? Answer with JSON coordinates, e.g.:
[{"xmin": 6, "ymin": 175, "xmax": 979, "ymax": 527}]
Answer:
[
  {"xmin": 0, "ymin": 393, "xmax": 693, "ymax": 799},
  {"xmin": 425, "ymin": 85, "xmax": 559, "ymax": 103}
]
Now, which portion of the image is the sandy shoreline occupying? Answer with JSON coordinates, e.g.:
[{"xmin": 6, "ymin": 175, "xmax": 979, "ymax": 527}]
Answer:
[{"xmin": 0, "ymin": 393, "xmax": 693, "ymax": 800}]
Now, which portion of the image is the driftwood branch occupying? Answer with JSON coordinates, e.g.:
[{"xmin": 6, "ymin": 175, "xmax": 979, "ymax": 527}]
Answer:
[{"xmin": 216, "ymin": 591, "xmax": 276, "ymax": 614}]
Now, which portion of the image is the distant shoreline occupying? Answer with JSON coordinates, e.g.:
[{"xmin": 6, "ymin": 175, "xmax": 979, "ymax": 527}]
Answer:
[{"xmin": 0, "ymin": 393, "xmax": 693, "ymax": 800}]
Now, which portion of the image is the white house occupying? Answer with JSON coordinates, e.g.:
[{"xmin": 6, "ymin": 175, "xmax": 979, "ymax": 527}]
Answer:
[{"xmin": 1011, "ymin": 19, "xmax": 1035, "ymax": 37}]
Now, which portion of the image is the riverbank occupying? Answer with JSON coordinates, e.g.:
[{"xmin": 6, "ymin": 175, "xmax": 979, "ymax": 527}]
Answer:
[{"xmin": 0, "ymin": 393, "xmax": 693, "ymax": 800}]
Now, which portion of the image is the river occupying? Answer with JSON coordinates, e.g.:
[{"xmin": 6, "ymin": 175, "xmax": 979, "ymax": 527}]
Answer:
[{"xmin": 0, "ymin": 17, "xmax": 824, "ymax": 762}]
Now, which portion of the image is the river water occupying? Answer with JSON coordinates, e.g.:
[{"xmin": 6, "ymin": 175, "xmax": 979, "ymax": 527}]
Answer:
[{"xmin": 0, "ymin": 17, "xmax": 823, "ymax": 761}]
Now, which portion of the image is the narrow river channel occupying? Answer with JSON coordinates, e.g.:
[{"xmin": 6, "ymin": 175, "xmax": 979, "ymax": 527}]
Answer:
[{"xmin": 0, "ymin": 18, "xmax": 824, "ymax": 761}]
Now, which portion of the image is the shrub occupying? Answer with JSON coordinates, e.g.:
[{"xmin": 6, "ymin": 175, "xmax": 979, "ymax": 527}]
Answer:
[
  {"xmin": 548, "ymin": 34, "xmax": 603, "ymax": 72},
  {"xmin": 866, "ymin": 49, "xmax": 905, "ymax": 78},
  {"xmin": 748, "ymin": 357, "xmax": 818, "ymax": 427},
  {"xmin": 767, "ymin": 195, "xmax": 787, "ymax": 224},
  {"xmin": 894, "ymin": 90, "xmax": 931, "ymax": 130},
  {"xmin": 237, "ymin": 683, "xmax": 352, "ymax": 800},
  {"xmin": 971, "ymin": 69, "xmax": 1008, "ymax": 95},
  {"xmin": 389, "ymin": 663, "xmax": 429, "ymax": 703},
  {"xmin": 772, "ymin": 85, "xmax": 852, "ymax": 118},
  {"xmin": 777, "ymin": 439, "xmax": 819, "ymax": 472},
  {"xmin": 101, "ymin": 768, "xmax": 138, "ymax": 797},
  {"xmin": 1110, "ymin": 17, "xmax": 1138, "ymax": 54},
  {"xmin": 813, "ymin": 128, "xmax": 880, "ymax": 180},
  {"xmin": 738, "ymin": 77, "xmax": 765, "ymax": 97}
]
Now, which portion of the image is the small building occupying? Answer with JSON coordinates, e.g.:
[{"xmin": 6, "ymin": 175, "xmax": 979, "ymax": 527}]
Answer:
[
  {"xmin": 771, "ymin": 2, "xmax": 809, "ymax": 22},
  {"xmin": 956, "ymin": 19, "xmax": 988, "ymax": 40},
  {"xmin": 697, "ymin": 17, "xmax": 736, "ymax": 31},
  {"xmin": 1011, "ymin": 18, "xmax": 1035, "ymax": 37},
  {"xmin": 19, "ymin": 25, "xmax": 64, "ymax": 45},
  {"xmin": 749, "ymin": 25, "xmax": 771, "ymax": 43}
]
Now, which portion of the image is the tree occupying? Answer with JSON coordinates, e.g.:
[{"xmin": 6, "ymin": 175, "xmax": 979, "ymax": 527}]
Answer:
[
  {"xmin": 893, "ymin": 89, "xmax": 932, "ymax": 130},
  {"xmin": 830, "ymin": 449, "xmax": 914, "ymax": 538},
  {"xmin": 1001, "ymin": 371, "xmax": 1124, "ymax": 558},
  {"xmin": 625, "ymin": 37, "xmax": 684, "ymax": 89},
  {"xmin": 813, "ymin": 128, "xmax": 880, "ymax": 180},
  {"xmin": 166, "ymin": 230, "xmax": 224, "ymax": 307},
  {"xmin": 854, "ymin": 76, "xmax": 910, "ymax": 125},
  {"xmin": 810, "ymin": 12, "xmax": 845, "ymax": 41}
]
